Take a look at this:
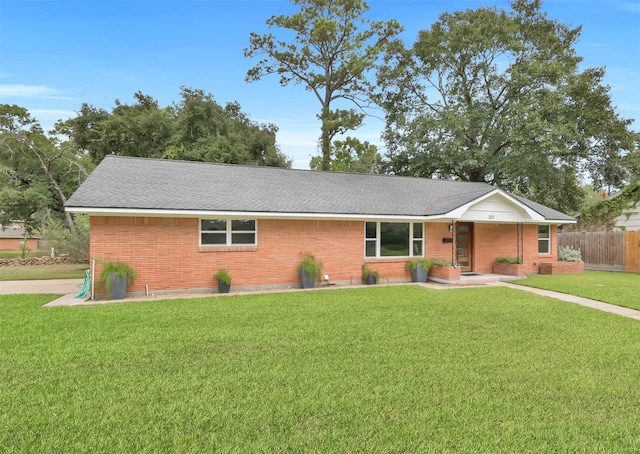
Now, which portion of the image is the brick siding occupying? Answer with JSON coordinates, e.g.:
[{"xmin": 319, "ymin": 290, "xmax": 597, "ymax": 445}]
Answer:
[{"xmin": 90, "ymin": 217, "xmax": 558, "ymax": 294}]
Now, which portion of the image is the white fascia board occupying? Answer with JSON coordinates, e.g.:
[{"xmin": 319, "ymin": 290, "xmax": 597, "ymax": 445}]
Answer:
[
  {"xmin": 445, "ymin": 188, "xmax": 546, "ymax": 221},
  {"xmin": 64, "ymin": 206, "xmax": 434, "ymax": 222}
]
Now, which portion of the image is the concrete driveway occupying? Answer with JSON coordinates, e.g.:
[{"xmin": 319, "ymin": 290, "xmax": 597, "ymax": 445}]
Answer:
[{"xmin": 0, "ymin": 279, "xmax": 84, "ymax": 295}]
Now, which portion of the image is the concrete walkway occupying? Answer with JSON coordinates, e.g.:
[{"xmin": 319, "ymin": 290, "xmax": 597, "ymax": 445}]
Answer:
[
  {"xmin": 490, "ymin": 281, "xmax": 640, "ymax": 321},
  {"xmin": 3, "ymin": 278, "xmax": 640, "ymax": 321},
  {"xmin": 0, "ymin": 279, "xmax": 84, "ymax": 295}
]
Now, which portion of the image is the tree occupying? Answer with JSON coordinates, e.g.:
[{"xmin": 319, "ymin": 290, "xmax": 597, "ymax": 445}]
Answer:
[
  {"xmin": 376, "ymin": 0, "xmax": 636, "ymax": 213},
  {"xmin": 310, "ymin": 136, "xmax": 382, "ymax": 173},
  {"xmin": 0, "ymin": 105, "xmax": 91, "ymax": 234},
  {"xmin": 245, "ymin": 0, "xmax": 402, "ymax": 170},
  {"xmin": 61, "ymin": 88, "xmax": 291, "ymax": 167}
]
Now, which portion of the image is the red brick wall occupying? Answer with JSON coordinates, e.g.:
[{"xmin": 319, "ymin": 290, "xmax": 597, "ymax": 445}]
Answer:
[
  {"xmin": 0, "ymin": 238, "xmax": 39, "ymax": 251},
  {"xmin": 474, "ymin": 223, "xmax": 557, "ymax": 274},
  {"xmin": 90, "ymin": 217, "xmax": 560, "ymax": 293},
  {"xmin": 90, "ymin": 217, "xmax": 416, "ymax": 293},
  {"xmin": 423, "ymin": 222, "xmax": 558, "ymax": 274}
]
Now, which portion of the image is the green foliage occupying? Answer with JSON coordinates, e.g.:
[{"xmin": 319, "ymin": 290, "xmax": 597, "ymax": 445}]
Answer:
[
  {"xmin": 310, "ymin": 137, "xmax": 382, "ymax": 173},
  {"xmin": 429, "ymin": 257, "xmax": 453, "ymax": 267},
  {"xmin": 245, "ymin": 0, "xmax": 402, "ymax": 170},
  {"xmin": 361, "ymin": 263, "xmax": 379, "ymax": 282},
  {"xmin": 404, "ymin": 258, "xmax": 432, "ymax": 272},
  {"xmin": 40, "ymin": 216, "xmax": 90, "ymax": 261},
  {"xmin": 214, "ymin": 268, "xmax": 232, "ymax": 285},
  {"xmin": 60, "ymin": 88, "xmax": 291, "ymax": 168},
  {"xmin": 494, "ymin": 256, "xmax": 523, "ymax": 265},
  {"xmin": 578, "ymin": 182, "xmax": 640, "ymax": 230},
  {"xmin": 297, "ymin": 252, "xmax": 323, "ymax": 276},
  {"xmin": 97, "ymin": 260, "xmax": 137, "ymax": 292},
  {"xmin": 1, "ymin": 104, "xmax": 93, "ymax": 235},
  {"xmin": 376, "ymin": 0, "xmax": 636, "ymax": 213},
  {"xmin": 558, "ymin": 245, "xmax": 582, "ymax": 262}
]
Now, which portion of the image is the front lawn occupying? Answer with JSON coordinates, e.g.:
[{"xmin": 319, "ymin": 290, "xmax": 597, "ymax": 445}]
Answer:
[
  {"xmin": 518, "ymin": 270, "xmax": 640, "ymax": 310},
  {"xmin": 2, "ymin": 287, "xmax": 640, "ymax": 452},
  {"xmin": 0, "ymin": 263, "xmax": 88, "ymax": 281}
]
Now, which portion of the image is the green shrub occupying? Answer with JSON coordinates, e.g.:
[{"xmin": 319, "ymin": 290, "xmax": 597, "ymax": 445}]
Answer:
[
  {"xmin": 430, "ymin": 257, "xmax": 453, "ymax": 267},
  {"xmin": 361, "ymin": 263, "xmax": 380, "ymax": 282},
  {"xmin": 97, "ymin": 260, "xmax": 137, "ymax": 292},
  {"xmin": 297, "ymin": 252, "xmax": 323, "ymax": 276},
  {"xmin": 494, "ymin": 256, "xmax": 523, "ymax": 265},
  {"xmin": 404, "ymin": 258, "xmax": 432, "ymax": 272},
  {"xmin": 558, "ymin": 245, "xmax": 582, "ymax": 262},
  {"xmin": 214, "ymin": 268, "xmax": 232, "ymax": 285}
]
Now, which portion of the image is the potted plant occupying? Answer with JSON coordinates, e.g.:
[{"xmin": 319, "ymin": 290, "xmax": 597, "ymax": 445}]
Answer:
[
  {"xmin": 98, "ymin": 260, "xmax": 137, "ymax": 300},
  {"xmin": 405, "ymin": 258, "xmax": 432, "ymax": 282},
  {"xmin": 297, "ymin": 252, "xmax": 323, "ymax": 289},
  {"xmin": 214, "ymin": 268, "xmax": 232, "ymax": 293},
  {"xmin": 361, "ymin": 263, "xmax": 379, "ymax": 285}
]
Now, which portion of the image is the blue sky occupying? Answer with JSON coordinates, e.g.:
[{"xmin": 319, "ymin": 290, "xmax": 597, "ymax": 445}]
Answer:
[{"xmin": 1, "ymin": 0, "xmax": 639, "ymax": 169}]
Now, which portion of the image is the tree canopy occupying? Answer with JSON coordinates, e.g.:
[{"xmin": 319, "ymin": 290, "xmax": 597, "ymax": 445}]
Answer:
[
  {"xmin": 376, "ymin": 0, "xmax": 637, "ymax": 213},
  {"xmin": 61, "ymin": 87, "xmax": 291, "ymax": 167},
  {"xmin": 245, "ymin": 0, "xmax": 402, "ymax": 170},
  {"xmin": 310, "ymin": 136, "xmax": 382, "ymax": 173},
  {"xmin": 0, "ymin": 104, "xmax": 92, "ymax": 234}
]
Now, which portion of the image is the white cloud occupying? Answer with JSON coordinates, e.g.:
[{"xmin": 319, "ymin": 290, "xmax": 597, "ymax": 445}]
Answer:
[{"xmin": 0, "ymin": 84, "xmax": 58, "ymax": 98}]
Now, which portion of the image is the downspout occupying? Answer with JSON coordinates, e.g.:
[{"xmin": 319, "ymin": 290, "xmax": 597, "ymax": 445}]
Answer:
[
  {"xmin": 451, "ymin": 221, "xmax": 456, "ymax": 266},
  {"xmin": 91, "ymin": 256, "xmax": 96, "ymax": 300}
]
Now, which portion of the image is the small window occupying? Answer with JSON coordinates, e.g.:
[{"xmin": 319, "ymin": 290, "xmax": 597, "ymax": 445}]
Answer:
[
  {"xmin": 538, "ymin": 225, "xmax": 550, "ymax": 254},
  {"xmin": 201, "ymin": 219, "xmax": 256, "ymax": 246},
  {"xmin": 365, "ymin": 222, "xmax": 424, "ymax": 258}
]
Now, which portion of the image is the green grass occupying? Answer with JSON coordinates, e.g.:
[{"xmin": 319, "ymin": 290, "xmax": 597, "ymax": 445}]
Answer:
[
  {"xmin": 518, "ymin": 270, "xmax": 640, "ymax": 310},
  {"xmin": 0, "ymin": 250, "xmax": 47, "ymax": 259},
  {"xmin": 2, "ymin": 286, "xmax": 640, "ymax": 452},
  {"xmin": 0, "ymin": 263, "xmax": 88, "ymax": 281}
]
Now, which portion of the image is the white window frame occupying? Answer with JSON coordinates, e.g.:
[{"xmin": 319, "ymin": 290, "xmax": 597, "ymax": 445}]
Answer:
[
  {"xmin": 538, "ymin": 224, "xmax": 550, "ymax": 254},
  {"xmin": 364, "ymin": 221, "xmax": 424, "ymax": 258},
  {"xmin": 200, "ymin": 219, "xmax": 257, "ymax": 247}
]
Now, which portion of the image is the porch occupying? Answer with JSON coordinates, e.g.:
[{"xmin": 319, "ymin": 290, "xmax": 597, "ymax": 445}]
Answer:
[{"xmin": 430, "ymin": 272, "xmax": 527, "ymax": 286}]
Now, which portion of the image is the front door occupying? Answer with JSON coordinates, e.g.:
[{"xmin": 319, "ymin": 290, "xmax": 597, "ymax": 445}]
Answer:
[{"xmin": 456, "ymin": 222, "xmax": 473, "ymax": 273}]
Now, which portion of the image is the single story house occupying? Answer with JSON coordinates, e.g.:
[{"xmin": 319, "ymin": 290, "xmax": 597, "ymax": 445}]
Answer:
[
  {"xmin": 65, "ymin": 155, "xmax": 576, "ymax": 295},
  {"xmin": 0, "ymin": 223, "xmax": 40, "ymax": 251},
  {"xmin": 607, "ymin": 183, "xmax": 640, "ymax": 231}
]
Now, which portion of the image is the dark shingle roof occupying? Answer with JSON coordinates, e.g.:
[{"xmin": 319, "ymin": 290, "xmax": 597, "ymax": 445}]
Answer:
[{"xmin": 66, "ymin": 156, "xmax": 575, "ymax": 221}]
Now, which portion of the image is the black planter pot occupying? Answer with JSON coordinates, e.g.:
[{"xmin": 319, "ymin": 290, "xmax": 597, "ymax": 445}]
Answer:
[
  {"xmin": 108, "ymin": 272, "xmax": 128, "ymax": 300},
  {"xmin": 365, "ymin": 274, "xmax": 378, "ymax": 285},
  {"xmin": 299, "ymin": 268, "xmax": 317, "ymax": 289},
  {"xmin": 411, "ymin": 264, "xmax": 428, "ymax": 283},
  {"xmin": 218, "ymin": 281, "xmax": 231, "ymax": 294}
]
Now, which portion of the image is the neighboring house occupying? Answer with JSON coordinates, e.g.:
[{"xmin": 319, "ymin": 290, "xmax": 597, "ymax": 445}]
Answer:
[
  {"xmin": 608, "ymin": 184, "xmax": 640, "ymax": 231},
  {"xmin": 0, "ymin": 223, "xmax": 40, "ymax": 251},
  {"xmin": 65, "ymin": 156, "xmax": 576, "ymax": 294},
  {"xmin": 572, "ymin": 182, "xmax": 640, "ymax": 231}
]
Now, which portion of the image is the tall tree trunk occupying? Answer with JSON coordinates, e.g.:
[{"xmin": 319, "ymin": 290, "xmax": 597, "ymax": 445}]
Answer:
[
  {"xmin": 320, "ymin": 107, "xmax": 331, "ymax": 171},
  {"xmin": 24, "ymin": 138, "xmax": 77, "ymax": 235}
]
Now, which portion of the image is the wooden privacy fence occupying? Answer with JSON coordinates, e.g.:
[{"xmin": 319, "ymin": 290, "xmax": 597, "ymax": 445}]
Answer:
[{"xmin": 558, "ymin": 231, "xmax": 640, "ymax": 273}]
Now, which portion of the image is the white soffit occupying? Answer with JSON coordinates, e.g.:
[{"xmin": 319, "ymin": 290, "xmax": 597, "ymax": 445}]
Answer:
[{"xmin": 447, "ymin": 190, "xmax": 545, "ymax": 222}]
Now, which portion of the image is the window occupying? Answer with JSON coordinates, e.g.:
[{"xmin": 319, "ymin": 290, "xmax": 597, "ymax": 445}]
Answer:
[
  {"xmin": 200, "ymin": 219, "xmax": 256, "ymax": 246},
  {"xmin": 365, "ymin": 222, "xmax": 424, "ymax": 258},
  {"xmin": 538, "ymin": 225, "xmax": 550, "ymax": 254}
]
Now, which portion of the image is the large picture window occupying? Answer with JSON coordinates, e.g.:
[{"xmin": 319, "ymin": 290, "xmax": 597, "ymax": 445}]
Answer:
[
  {"xmin": 365, "ymin": 222, "xmax": 423, "ymax": 258},
  {"xmin": 538, "ymin": 225, "xmax": 550, "ymax": 254},
  {"xmin": 201, "ymin": 219, "xmax": 256, "ymax": 246}
]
